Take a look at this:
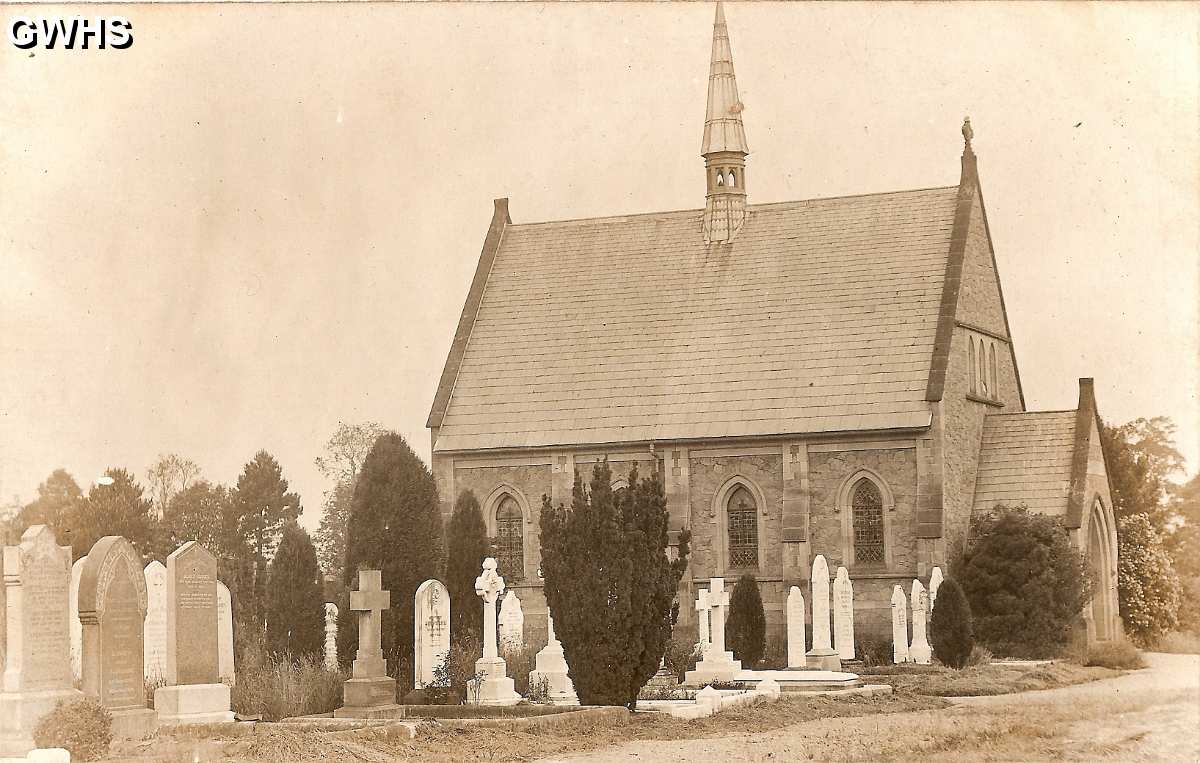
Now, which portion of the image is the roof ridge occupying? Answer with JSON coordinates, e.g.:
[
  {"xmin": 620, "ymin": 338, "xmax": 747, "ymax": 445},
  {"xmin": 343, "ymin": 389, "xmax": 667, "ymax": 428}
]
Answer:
[
  {"xmin": 987, "ymin": 409, "xmax": 1079, "ymax": 417},
  {"xmin": 509, "ymin": 185, "xmax": 960, "ymax": 229}
]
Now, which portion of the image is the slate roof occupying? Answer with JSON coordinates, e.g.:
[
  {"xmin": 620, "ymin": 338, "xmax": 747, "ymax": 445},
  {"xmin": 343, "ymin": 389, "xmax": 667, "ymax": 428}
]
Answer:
[
  {"xmin": 432, "ymin": 186, "xmax": 959, "ymax": 453},
  {"xmin": 973, "ymin": 411, "xmax": 1077, "ymax": 514}
]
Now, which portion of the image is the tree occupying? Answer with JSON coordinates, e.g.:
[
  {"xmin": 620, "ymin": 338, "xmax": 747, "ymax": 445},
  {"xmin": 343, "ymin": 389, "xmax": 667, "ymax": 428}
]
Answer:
[
  {"xmin": 315, "ymin": 478, "xmax": 354, "ymax": 580},
  {"xmin": 1117, "ymin": 513, "xmax": 1182, "ymax": 646},
  {"xmin": 17, "ymin": 469, "xmax": 82, "ymax": 536},
  {"xmin": 67, "ymin": 468, "xmax": 156, "ymax": 560},
  {"xmin": 540, "ymin": 461, "xmax": 690, "ymax": 709},
  {"xmin": 145, "ymin": 453, "xmax": 200, "ymax": 518},
  {"xmin": 929, "ymin": 577, "xmax": 974, "ymax": 668},
  {"xmin": 953, "ymin": 507, "xmax": 1091, "ymax": 658},
  {"xmin": 445, "ymin": 490, "xmax": 489, "ymax": 644},
  {"xmin": 1101, "ymin": 417, "xmax": 1186, "ymax": 531},
  {"xmin": 163, "ymin": 481, "xmax": 232, "ymax": 552},
  {"xmin": 265, "ymin": 521, "xmax": 325, "ymax": 659},
  {"xmin": 343, "ymin": 432, "xmax": 443, "ymax": 679},
  {"xmin": 314, "ymin": 422, "xmax": 385, "ymax": 582},
  {"xmin": 726, "ymin": 573, "xmax": 766, "ymax": 666},
  {"xmin": 232, "ymin": 451, "xmax": 302, "ymax": 629}
]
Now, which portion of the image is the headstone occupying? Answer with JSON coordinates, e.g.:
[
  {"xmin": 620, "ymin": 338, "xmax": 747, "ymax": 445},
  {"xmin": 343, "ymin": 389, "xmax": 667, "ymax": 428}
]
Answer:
[
  {"xmin": 785, "ymin": 585, "xmax": 805, "ymax": 668},
  {"xmin": 498, "ymin": 590, "xmax": 525, "ymax": 652},
  {"xmin": 69, "ymin": 557, "xmax": 85, "ymax": 682},
  {"xmin": 929, "ymin": 566, "xmax": 944, "ymax": 612},
  {"xmin": 909, "ymin": 579, "xmax": 932, "ymax": 665},
  {"xmin": 683, "ymin": 578, "xmax": 741, "ymax": 685},
  {"xmin": 694, "ymin": 587, "xmax": 711, "ymax": 657},
  {"xmin": 413, "ymin": 579, "xmax": 450, "ymax": 690},
  {"xmin": 142, "ymin": 561, "xmax": 168, "ymax": 684},
  {"xmin": 78, "ymin": 536, "xmax": 156, "ymax": 740},
  {"xmin": 469, "ymin": 558, "xmax": 520, "ymax": 705},
  {"xmin": 153, "ymin": 541, "xmax": 233, "ymax": 725},
  {"xmin": 891, "ymin": 584, "xmax": 910, "ymax": 664},
  {"xmin": 216, "ymin": 581, "xmax": 234, "ymax": 685},
  {"xmin": 833, "ymin": 567, "xmax": 855, "ymax": 660},
  {"xmin": 806, "ymin": 555, "xmax": 840, "ymax": 670},
  {"xmin": 528, "ymin": 610, "xmax": 578, "ymax": 704},
  {"xmin": 335, "ymin": 569, "xmax": 401, "ymax": 717},
  {"xmin": 26, "ymin": 749, "xmax": 70, "ymax": 763},
  {"xmin": 0, "ymin": 526, "xmax": 81, "ymax": 756},
  {"xmin": 323, "ymin": 603, "xmax": 339, "ymax": 671}
]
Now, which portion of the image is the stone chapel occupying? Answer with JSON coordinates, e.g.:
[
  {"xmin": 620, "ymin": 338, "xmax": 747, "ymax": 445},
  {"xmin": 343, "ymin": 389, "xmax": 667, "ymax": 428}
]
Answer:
[{"xmin": 427, "ymin": 3, "xmax": 1122, "ymax": 646}]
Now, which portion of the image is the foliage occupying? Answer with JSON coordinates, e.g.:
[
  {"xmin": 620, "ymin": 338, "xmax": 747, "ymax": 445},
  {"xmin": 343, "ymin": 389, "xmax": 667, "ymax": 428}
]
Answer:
[
  {"xmin": 854, "ymin": 635, "xmax": 892, "ymax": 667},
  {"xmin": 231, "ymin": 636, "xmax": 344, "ymax": 721},
  {"xmin": 953, "ymin": 507, "xmax": 1092, "ymax": 658},
  {"xmin": 233, "ymin": 451, "xmax": 302, "ymax": 629},
  {"xmin": 1117, "ymin": 513, "xmax": 1182, "ymax": 646},
  {"xmin": 16, "ymin": 468, "xmax": 82, "ymax": 538},
  {"xmin": 1152, "ymin": 630, "xmax": 1200, "ymax": 654},
  {"xmin": 314, "ymin": 421, "xmax": 385, "ymax": 581},
  {"xmin": 1100, "ymin": 417, "xmax": 1185, "ymax": 531},
  {"xmin": 343, "ymin": 432, "xmax": 444, "ymax": 678},
  {"xmin": 145, "ymin": 453, "xmax": 200, "ymax": 518},
  {"xmin": 500, "ymin": 642, "xmax": 540, "ymax": 697},
  {"xmin": 316, "ymin": 478, "xmax": 354, "ymax": 581},
  {"xmin": 446, "ymin": 490, "xmax": 489, "ymax": 645},
  {"xmin": 662, "ymin": 636, "xmax": 697, "ymax": 681},
  {"xmin": 964, "ymin": 645, "xmax": 993, "ymax": 668},
  {"xmin": 33, "ymin": 696, "xmax": 112, "ymax": 761},
  {"xmin": 861, "ymin": 661, "xmax": 1114, "ymax": 697},
  {"xmin": 163, "ymin": 480, "xmax": 230, "ymax": 554},
  {"xmin": 1084, "ymin": 639, "xmax": 1145, "ymax": 670},
  {"xmin": 540, "ymin": 461, "xmax": 690, "ymax": 709},
  {"xmin": 726, "ymin": 573, "xmax": 766, "ymax": 666},
  {"xmin": 69, "ymin": 468, "xmax": 156, "ymax": 560},
  {"xmin": 266, "ymin": 521, "xmax": 326, "ymax": 660},
  {"xmin": 929, "ymin": 577, "xmax": 975, "ymax": 669}
]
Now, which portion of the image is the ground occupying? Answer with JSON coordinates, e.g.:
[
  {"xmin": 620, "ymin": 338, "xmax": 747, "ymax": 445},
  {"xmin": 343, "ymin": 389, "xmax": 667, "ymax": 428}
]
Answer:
[{"xmin": 541, "ymin": 653, "xmax": 1199, "ymax": 763}]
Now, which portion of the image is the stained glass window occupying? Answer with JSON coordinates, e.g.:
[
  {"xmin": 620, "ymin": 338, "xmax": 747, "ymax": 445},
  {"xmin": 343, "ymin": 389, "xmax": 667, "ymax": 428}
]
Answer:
[
  {"xmin": 727, "ymin": 485, "xmax": 758, "ymax": 568},
  {"xmin": 852, "ymin": 479, "xmax": 884, "ymax": 565},
  {"xmin": 495, "ymin": 496, "xmax": 523, "ymax": 582}
]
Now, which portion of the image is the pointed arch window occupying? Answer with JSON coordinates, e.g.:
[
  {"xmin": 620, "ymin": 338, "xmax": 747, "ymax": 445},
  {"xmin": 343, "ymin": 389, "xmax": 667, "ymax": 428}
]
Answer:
[
  {"xmin": 494, "ymin": 495, "xmax": 524, "ymax": 582},
  {"xmin": 989, "ymin": 343, "xmax": 999, "ymax": 399},
  {"xmin": 727, "ymin": 485, "xmax": 758, "ymax": 568},
  {"xmin": 969, "ymin": 338, "xmax": 978, "ymax": 395},
  {"xmin": 851, "ymin": 479, "xmax": 884, "ymax": 565}
]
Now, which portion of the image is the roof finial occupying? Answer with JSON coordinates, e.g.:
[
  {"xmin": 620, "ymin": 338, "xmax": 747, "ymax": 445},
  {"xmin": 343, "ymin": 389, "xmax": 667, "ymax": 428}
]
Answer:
[{"xmin": 962, "ymin": 116, "xmax": 974, "ymax": 151}]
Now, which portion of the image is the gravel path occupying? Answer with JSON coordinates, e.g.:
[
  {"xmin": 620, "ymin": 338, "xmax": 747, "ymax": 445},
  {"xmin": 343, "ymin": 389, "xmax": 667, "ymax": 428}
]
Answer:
[{"xmin": 539, "ymin": 653, "xmax": 1200, "ymax": 763}]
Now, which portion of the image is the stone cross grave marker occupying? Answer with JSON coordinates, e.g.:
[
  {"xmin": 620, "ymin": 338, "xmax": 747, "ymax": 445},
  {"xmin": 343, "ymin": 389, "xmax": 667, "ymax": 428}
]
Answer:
[
  {"xmin": 707, "ymin": 577, "xmax": 731, "ymax": 656},
  {"xmin": 217, "ymin": 580, "xmax": 234, "ymax": 685},
  {"xmin": 69, "ymin": 556, "xmax": 85, "ymax": 682},
  {"xmin": 786, "ymin": 585, "xmax": 805, "ymax": 667},
  {"xmin": 143, "ymin": 560, "xmax": 167, "ymax": 684},
  {"xmin": 810, "ymin": 555, "xmax": 832, "ymax": 651},
  {"xmin": 324, "ymin": 602, "xmax": 339, "ymax": 671},
  {"xmin": 891, "ymin": 584, "xmax": 910, "ymax": 664},
  {"xmin": 834, "ymin": 566, "xmax": 855, "ymax": 660},
  {"xmin": 929, "ymin": 566, "xmax": 944, "ymax": 612},
  {"xmin": 476, "ymin": 558, "xmax": 505, "ymax": 661},
  {"xmin": 909, "ymin": 579, "xmax": 932, "ymax": 664},
  {"xmin": 334, "ymin": 569, "xmax": 399, "ymax": 717},
  {"xmin": 414, "ymin": 579, "xmax": 450, "ymax": 689},
  {"xmin": 471, "ymin": 557, "xmax": 520, "ymax": 705},
  {"xmin": 694, "ymin": 587, "xmax": 711, "ymax": 656},
  {"xmin": 499, "ymin": 590, "xmax": 525, "ymax": 652}
]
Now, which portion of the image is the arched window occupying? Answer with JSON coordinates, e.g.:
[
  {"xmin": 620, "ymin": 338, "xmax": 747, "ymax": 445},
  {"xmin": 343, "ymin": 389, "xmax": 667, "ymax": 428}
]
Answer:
[
  {"xmin": 978, "ymin": 344, "xmax": 989, "ymax": 398},
  {"xmin": 989, "ymin": 343, "xmax": 998, "ymax": 399},
  {"xmin": 727, "ymin": 485, "xmax": 758, "ymax": 568},
  {"xmin": 851, "ymin": 479, "xmax": 884, "ymax": 565},
  {"xmin": 968, "ymin": 338, "xmax": 977, "ymax": 395},
  {"xmin": 727, "ymin": 170, "xmax": 737, "ymax": 187},
  {"xmin": 716, "ymin": 171, "xmax": 725, "ymax": 186},
  {"xmin": 494, "ymin": 495, "xmax": 524, "ymax": 582}
]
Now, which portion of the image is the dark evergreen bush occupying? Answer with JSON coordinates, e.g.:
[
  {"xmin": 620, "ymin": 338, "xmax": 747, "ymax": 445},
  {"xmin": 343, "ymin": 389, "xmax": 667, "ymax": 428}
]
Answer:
[
  {"xmin": 953, "ymin": 507, "xmax": 1092, "ymax": 658},
  {"xmin": 929, "ymin": 577, "xmax": 974, "ymax": 668},
  {"xmin": 33, "ymin": 697, "xmax": 112, "ymax": 761},
  {"xmin": 726, "ymin": 573, "xmax": 766, "ymax": 666},
  {"xmin": 445, "ymin": 490, "xmax": 489, "ymax": 645},
  {"xmin": 265, "ymin": 520, "xmax": 325, "ymax": 659}
]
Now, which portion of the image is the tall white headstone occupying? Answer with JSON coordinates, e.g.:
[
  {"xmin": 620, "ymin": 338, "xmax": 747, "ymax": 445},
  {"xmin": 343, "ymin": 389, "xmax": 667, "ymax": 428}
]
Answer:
[
  {"xmin": 216, "ymin": 581, "xmax": 234, "ymax": 685},
  {"xmin": 929, "ymin": 567, "xmax": 944, "ymax": 612},
  {"xmin": 891, "ymin": 584, "xmax": 910, "ymax": 664},
  {"xmin": 498, "ymin": 590, "xmax": 524, "ymax": 652},
  {"xmin": 528, "ymin": 610, "xmax": 578, "ymax": 704},
  {"xmin": 470, "ymin": 558, "xmax": 520, "ymax": 705},
  {"xmin": 806, "ymin": 555, "xmax": 840, "ymax": 669},
  {"xmin": 414, "ymin": 579, "xmax": 450, "ymax": 689},
  {"xmin": 69, "ymin": 556, "xmax": 86, "ymax": 682},
  {"xmin": 909, "ymin": 579, "xmax": 932, "ymax": 665},
  {"xmin": 142, "ymin": 560, "xmax": 168, "ymax": 684},
  {"xmin": 684, "ymin": 578, "xmax": 741, "ymax": 684},
  {"xmin": 694, "ymin": 587, "xmax": 711, "ymax": 656},
  {"xmin": 786, "ymin": 585, "xmax": 805, "ymax": 668},
  {"xmin": 324, "ymin": 603, "xmax": 339, "ymax": 671},
  {"xmin": 833, "ymin": 566, "xmax": 855, "ymax": 660}
]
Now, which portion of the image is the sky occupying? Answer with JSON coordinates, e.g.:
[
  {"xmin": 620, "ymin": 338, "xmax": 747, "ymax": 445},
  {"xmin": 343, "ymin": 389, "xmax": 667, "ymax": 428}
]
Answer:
[{"xmin": 2, "ymin": 2, "xmax": 1197, "ymax": 531}]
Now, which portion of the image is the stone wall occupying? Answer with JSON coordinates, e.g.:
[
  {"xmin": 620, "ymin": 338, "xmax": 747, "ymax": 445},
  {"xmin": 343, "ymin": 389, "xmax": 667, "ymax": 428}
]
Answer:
[{"xmin": 686, "ymin": 452, "xmax": 783, "ymax": 580}]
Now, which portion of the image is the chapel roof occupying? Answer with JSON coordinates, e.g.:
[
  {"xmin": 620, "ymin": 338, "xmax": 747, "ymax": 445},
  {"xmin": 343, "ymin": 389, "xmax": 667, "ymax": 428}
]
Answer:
[
  {"xmin": 973, "ymin": 410, "xmax": 1078, "ymax": 515},
  {"xmin": 430, "ymin": 186, "xmax": 960, "ymax": 453}
]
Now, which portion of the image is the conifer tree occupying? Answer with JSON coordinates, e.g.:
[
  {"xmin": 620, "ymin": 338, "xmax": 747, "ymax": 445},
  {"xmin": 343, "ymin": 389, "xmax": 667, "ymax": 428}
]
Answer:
[
  {"xmin": 232, "ymin": 451, "xmax": 301, "ymax": 629},
  {"xmin": 265, "ymin": 521, "xmax": 325, "ymax": 659},
  {"xmin": 929, "ymin": 577, "xmax": 974, "ymax": 668},
  {"xmin": 727, "ymin": 573, "xmax": 766, "ymax": 666},
  {"xmin": 446, "ymin": 490, "xmax": 489, "ymax": 644}
]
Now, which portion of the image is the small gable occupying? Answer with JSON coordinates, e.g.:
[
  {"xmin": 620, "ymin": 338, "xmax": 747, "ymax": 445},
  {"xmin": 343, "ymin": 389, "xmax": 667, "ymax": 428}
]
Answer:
[{"xmin": 973, "ymin": 411, "xmax": 1076, "ymax": 516}]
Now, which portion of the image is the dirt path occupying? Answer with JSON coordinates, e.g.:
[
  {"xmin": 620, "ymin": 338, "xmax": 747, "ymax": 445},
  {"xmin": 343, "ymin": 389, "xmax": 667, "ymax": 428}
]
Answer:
[{"xmin": 539, "ymin": 653, "xmax": 1200, "ymax": 763}]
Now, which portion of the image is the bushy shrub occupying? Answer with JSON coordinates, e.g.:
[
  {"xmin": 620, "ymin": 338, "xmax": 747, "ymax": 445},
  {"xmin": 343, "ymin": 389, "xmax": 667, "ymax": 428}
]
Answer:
[
  {"xmin": 1118, "ymin": 513, "xmax": 1182, "ymax": 647},
  {"xmin": 1085, "ymin": 640, "xmax": 1145, "ymax": 670},
  {"xmin": 726, "ymin": 573, "xmax": 766, "ymax": 666},
  {"xmin": 964, "ymin": 644, "xmax": 993, "ymax": 668},
  {"xmin": 437, "ymin": 629, "xmax": 483, "ymax": 703},
  {"xmin": 662, "ymin": 636, "xmax": 696, "ymax": 681},
  {"xmin": 854, "ymin": 635, "xmax": 892, "ymax": 667},
  {"xmin": 954, "ymin": 507, "xmax": 1092, "ymax": 658},
  {"xmin": 1153, "ymin": 630, "xmax": 1200, "ymax": 654},
  {"xmin": 231, "ymin": 636, "xmax": 344, "ymax": 720},
  {"xmin": 929, "ymin": 577, "xmax": 974, "ymax": 669},
  {"xmin": 33, "ymin": 696, "xmax": 112, "ymax": 761},
  {"xmin": 500, "ymin": 642, "xmax": 540, "ymax": 697}
]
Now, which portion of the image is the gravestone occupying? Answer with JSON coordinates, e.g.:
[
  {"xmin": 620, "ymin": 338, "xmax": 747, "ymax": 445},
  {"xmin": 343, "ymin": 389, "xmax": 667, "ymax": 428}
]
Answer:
[
  {"xmin": 528, "ymin": 610, "xmax": 578, "ymax": 704},
  {"xmin": 785, "ymin": 585, "xmax": 805, "ymax": 668},
  {"xmin": 78, "ymin": 535, "xmax": 157, "ymax": 740},
  {"xmin": 0, "ymin": 526, "xmax": 82, "ymax": 756},
  {"xmin": 929, "ymin": 566, "xmax": 944, "ymax": 612},
  {"xmin": 833, "ymin": 566, "xmax": 855, "ymax": 660},
  {"xmin": 909, "ymin": 579, "xmax": 932, "ymax": 665},
  {"xmin": 694, "ymin": 587, "xmax": 711, "ymax": 657},
  {"xmin": 498, "ymin": 590, "xmax": 524, "ymax": 652},
  {"xmin": 335, "ymin": 569, "xmax": 401, "ymax": 717},
  {"xmin": 154, "ymin": 541, "xmax": 233, "ymax": 725},
  {"xmin": 323, "ymin": 603, "xmax": 339, "ymax": 671},
  {"xmin": 413, "ymin": 579, "xmax": 450, "ymax": 690},
  {"xmin": 469, "ymin": 558, "xmax": 520, "ymax": 705},
  {"xmin": 216, "ymin": 581, "xmax": 234, "ymax": 685},
  {"xmin": 142, "ymin": 560, "xmax": 168, "ymax": 684},
  {"xmin": 806, "ymin": 555, "xmax": 840, "ymax": 670},
  {"xmin": 890, "ymin": 584, "xmax": 910, "ymax": 664},
  {"xmin": 684, "ymin": 578, "xmax": 741, "ymax": 685},
  {"xmin": 69, "ymin": 557, "xmax": 85, "ymax": 682}
]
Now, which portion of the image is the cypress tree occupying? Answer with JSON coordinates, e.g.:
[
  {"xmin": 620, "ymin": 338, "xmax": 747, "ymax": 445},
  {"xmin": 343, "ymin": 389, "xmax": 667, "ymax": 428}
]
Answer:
[
  {"xmin": 727, "ymin": 573, "xmax": 766, "ymax": 666},
  {"xmin": 929, "ymin": 577, "xmax": 974, "ymax": 669},
  {"xmin": 265, "ymin": 521, "xmax": 325, "ymax": 659},
  {"xmin": 343, "ymin": 432, "xmax": 444, "ymax": 678},
  {"xmin": 446, "ymin": 490, "xmax": 489, "ymax": 644}
]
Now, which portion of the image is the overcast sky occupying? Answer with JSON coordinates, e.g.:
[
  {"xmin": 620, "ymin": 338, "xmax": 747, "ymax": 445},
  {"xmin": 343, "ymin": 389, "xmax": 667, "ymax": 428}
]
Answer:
[{"xmin": 2, "ymin": 2, "xmax": 1197, "ymax": 529}]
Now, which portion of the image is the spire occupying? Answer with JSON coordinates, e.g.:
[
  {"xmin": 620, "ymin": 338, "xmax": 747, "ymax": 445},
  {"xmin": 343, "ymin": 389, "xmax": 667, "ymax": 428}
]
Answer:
[{"xmin": 702, "ymin": 1, "xmax": 749, "ymax": 244}]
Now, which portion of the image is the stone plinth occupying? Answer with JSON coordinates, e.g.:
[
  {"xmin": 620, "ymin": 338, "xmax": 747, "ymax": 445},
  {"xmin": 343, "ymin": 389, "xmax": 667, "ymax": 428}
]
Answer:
[
  {"xmin": 803, "ymin": 647, "xmax": 841, "ymax": 672},
  {"xmin": 471, "ymin": 657, "xmax": 521, "ymax": 706},
  {"xmin": 684, "ymin": 649, "xmax": 742, "ymax": 685},
  {"xmin": 527, "ymin": 613, "xmax": 577, "ymax": 705},
  {"xmin": 154, "ymin": 683, "xmax": 234, "ymax": 725},
  {"xmin": 335, "ymin": 677, "xmax": 401, "ymax": 717}
]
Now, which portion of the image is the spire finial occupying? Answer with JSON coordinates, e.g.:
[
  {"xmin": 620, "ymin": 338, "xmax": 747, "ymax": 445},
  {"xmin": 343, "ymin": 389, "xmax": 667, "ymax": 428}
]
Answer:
[{"xmin": 962, "ymin": 116, "xmax": 974, "ymax": 150}]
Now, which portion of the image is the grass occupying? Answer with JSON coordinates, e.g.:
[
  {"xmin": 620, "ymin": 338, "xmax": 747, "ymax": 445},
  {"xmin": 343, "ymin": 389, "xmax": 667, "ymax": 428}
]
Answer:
[
  {"xmin": 1153, "ymin": 630, "xmax": 1200, "ymax": 654},
  {"xmin": 230, "ymin": 648, "xmax": 345, "ymax": 721},
  {"xmin": 859, "ymin": 660, "xmax": 1119, "ymax": 697}
]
